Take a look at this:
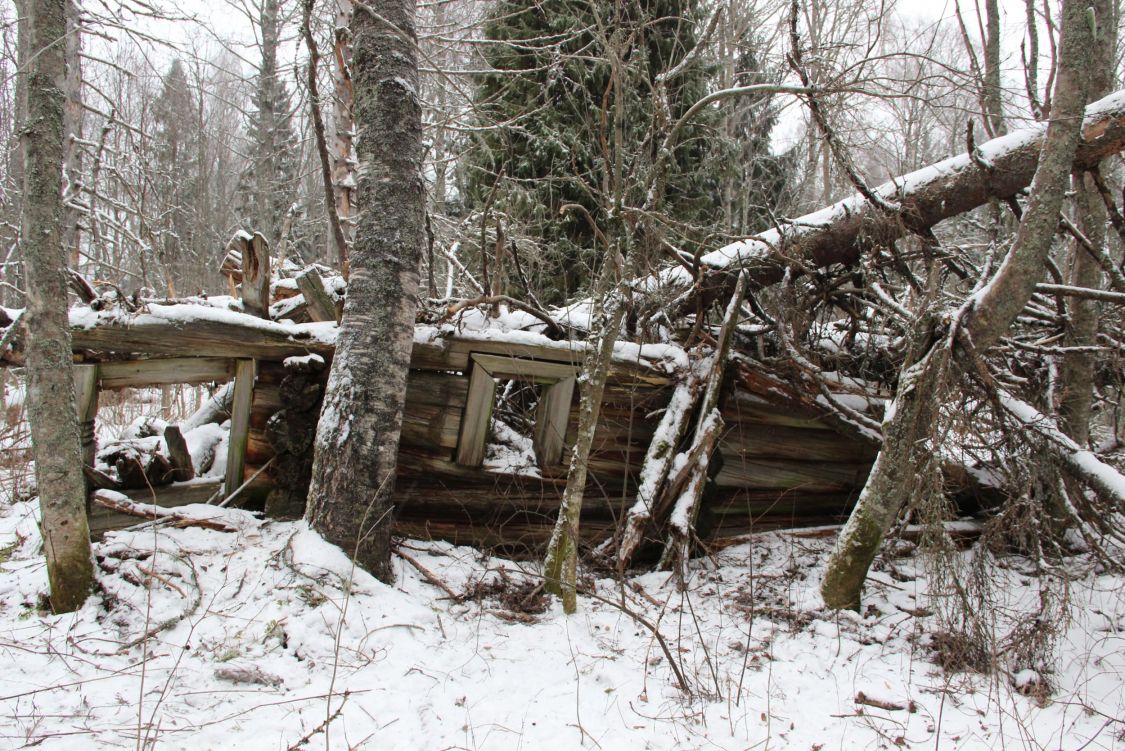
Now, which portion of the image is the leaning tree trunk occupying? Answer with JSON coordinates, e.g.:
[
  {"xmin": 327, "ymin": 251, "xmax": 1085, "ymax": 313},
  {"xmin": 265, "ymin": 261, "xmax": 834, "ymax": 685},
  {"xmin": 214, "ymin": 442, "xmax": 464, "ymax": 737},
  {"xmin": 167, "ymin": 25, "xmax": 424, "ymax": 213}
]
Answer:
[
  {"xmin": 304, "ymin": 0, "xmax": 424, "ymax": 583},
  {"xmin": 330, "ymin": 0, "xmax": 357, "ymax": 272},
  {"xmin": 22, "ymin": 0, "xmax": 94, "ymax": 613},
  {"xmin": 821, "ymin": 0, "xmax": 1094, "ymax": 611}
]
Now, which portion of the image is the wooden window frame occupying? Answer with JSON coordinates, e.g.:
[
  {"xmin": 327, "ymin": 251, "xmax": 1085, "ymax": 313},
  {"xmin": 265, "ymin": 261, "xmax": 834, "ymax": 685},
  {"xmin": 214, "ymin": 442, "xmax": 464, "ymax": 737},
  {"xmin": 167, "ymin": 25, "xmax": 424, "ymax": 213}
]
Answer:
[
  {"xmin": 455, "ymin": 353, "xmax": 576, "ymax": 468},
  {"xmin": 74, "ymin": 357, "xmax": 256, "ymax": 497}
]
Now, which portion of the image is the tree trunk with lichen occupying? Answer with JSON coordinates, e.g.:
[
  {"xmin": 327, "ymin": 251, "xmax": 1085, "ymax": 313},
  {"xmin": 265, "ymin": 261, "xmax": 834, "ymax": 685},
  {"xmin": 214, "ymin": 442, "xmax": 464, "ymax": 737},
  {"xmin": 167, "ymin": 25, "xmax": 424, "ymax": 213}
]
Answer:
[
  {"xmin": 304, "ymin": 0, "xmax": 424, "ymax": 582},
  {"xmin": 1058, "ymin": 0, "xmax": 1116, "ymax": 445},
  {"xmin": 821, "ymin": 0, "xmax": 1095, "ymax": 611},
  {"xmin": 543, "ymin": 244, "xmax": 628, "ymax": 613},
  {"xmin": 22, "ymin": 0, "xmax": 94, "ymax": 613}
]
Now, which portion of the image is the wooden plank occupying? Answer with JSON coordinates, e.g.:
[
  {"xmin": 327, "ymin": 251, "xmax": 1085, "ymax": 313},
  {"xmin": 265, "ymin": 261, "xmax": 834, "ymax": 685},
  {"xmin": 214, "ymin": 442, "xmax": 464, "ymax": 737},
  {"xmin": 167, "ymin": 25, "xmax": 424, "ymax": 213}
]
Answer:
[
  {"xmin": 224, "ymin": 359, "xmax": 256, "ymax": 494},
  {"xmin": 73, "ymin": 364, "xmax": 98, "ymax": 473},
  {"xmin": 713, "ymin": 457, "xmax": 871, "ymax": 492},
  {"xmin": 251, "ymin": 383, "xmax": 282, "ymax": 415},
  {"xmin": 720, "ymin": 424, "xmax": 877, "ymax": 463},
  {"xmin": 534, "ymin": 376, "xmax": 574, "ymax": 466},
  {"xmin": 471, "ymin": 352, "xmax": 578, "ymax": 382},
  {"xmin": 455, "ymin": 360, "xmax": 497, "ymax": 466},
  {"xmin": 723, "ymin": 392, "xmax": 828, "ymax": 429},
  {"xmin": 401, "ymin": 401, "xmax": 462, "ymax": 449},
  {"xmin": 295, "ymin": 266, "xmax": 339, "ymax": 322},
  {"xmin": 405, "ymin": 370, "xmax": 469, "ymax": 408},
  {"xmin": 97, "ymin": 357, "xmax": 235, "ymax": 389},
  {"xmin": 241, "ymin": 232, "xmax": 271, "ymax": 318},
  {"xmin": 409, "ymin": 339, "xmax": 466, "ymax": 371},
  {"xmin": 70, "ymin": 313, "xmax": 334, "ymax": 362},
  {"xmin": 87, "ymin": 479, "xmax": 223, "ymax": 537}
]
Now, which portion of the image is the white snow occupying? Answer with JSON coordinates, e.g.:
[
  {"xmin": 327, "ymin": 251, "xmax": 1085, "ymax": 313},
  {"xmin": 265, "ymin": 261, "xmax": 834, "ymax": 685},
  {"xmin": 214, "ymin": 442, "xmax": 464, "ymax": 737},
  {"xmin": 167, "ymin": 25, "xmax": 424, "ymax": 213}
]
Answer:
[
  {"xmin": 283, "ymin": 354, "xmax": 326, "ymax": 369},
  {"xmin": 0, "ymin": 509, "xmax": 1121, "ymax": 750}
]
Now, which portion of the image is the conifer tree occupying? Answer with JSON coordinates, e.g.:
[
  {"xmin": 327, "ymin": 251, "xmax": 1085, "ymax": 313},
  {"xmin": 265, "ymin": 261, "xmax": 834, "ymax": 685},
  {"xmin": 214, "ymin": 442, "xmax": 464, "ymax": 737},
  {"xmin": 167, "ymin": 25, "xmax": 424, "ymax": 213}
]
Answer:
[
  {"xmin": 239, "ymin": 0, "xmax": 300, "ymax": 253},
  {"xmin": 152, "ymin": 59, "xmax": 200, "ymax": 294},
  {"xmin": 466, "ymin": 0, "xmax": 724, "ymax": 304}
]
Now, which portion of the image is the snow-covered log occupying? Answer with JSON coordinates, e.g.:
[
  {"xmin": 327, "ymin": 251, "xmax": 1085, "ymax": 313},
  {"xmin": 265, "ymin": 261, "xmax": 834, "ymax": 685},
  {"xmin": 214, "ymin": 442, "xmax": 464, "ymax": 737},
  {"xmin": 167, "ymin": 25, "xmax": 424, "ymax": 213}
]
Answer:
[
  {"xmin": 662, "ymin": 88, "xmax": 1125, "ymax": 302},
  {"xmin": 659, "ymin": 273, "xmax": 749, "ymax": 576},
  {"xmin": 997, "ymin": 390, "xmax": 1125, "ymax": 509},
  {"xmin": 613, "ymin": 368, "xmax": 704, "ymax": 569}
]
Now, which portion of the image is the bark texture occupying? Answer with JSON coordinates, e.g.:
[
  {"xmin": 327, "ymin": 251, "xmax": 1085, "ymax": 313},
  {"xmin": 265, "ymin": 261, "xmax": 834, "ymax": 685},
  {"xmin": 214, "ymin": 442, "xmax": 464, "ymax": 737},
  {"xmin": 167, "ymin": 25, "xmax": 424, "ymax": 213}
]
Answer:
[
  {"xmin": 543, "ymin": 268, "xmax": 627, "ymax": 613},
  {"xmin": 304, "ymin": 0, "xmax": 424, "ymax": 582},
  {"xmin": 820, "ymin": 0, "xmax": 1095, "ymax": 611},
  {"xmin": 1058, "ymin": 0, "xmax": 1117, "ymax": 444},
  {"xmin": 982, "ymin": 0, "xmax": 1005, "ymax": 137},
  {"xmin": 302, "ymin": 0, "xmax": 349, "ymax": 273},
  {"xmin": 255, "ymin": 0, "xmax": 281, "ymax": 247},
  {"xmin": 22, "ymin": 0, "xmax": 94, "ymax": 613},
  {"xmin": 331, "ymin": 0, "xmax": 357, "ymax": 270}
]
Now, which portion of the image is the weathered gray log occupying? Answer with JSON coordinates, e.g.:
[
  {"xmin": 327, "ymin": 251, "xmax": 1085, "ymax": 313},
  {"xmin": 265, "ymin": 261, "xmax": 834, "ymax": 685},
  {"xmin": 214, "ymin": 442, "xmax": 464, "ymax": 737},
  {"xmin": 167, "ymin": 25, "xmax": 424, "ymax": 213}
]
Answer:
[
  {"xmin": 87, "ymin": 480, "xmax": 224, "ymax": 537},
  {"xmin": 92, "ymin": 490, "xmax": 238, "ymax": 532},
  {"xmin": 66, "ymin": 306, "xmax": 334, "ymax": 361},
  {"xmin": 295, "ymin": 266, "xmax": 339, "ymax": 322},
  {"xmin": 163, "ymin": 424, "xmax": 195, "ymax": 482}
]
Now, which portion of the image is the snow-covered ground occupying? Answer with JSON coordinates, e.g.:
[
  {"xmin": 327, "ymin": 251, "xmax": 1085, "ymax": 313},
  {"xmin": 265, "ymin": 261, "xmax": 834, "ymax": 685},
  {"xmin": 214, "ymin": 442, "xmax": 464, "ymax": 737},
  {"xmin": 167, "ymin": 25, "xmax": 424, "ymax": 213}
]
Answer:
[{"xmin": 0, "ymin": 499, "xmax": 1121, "ymax": 750}]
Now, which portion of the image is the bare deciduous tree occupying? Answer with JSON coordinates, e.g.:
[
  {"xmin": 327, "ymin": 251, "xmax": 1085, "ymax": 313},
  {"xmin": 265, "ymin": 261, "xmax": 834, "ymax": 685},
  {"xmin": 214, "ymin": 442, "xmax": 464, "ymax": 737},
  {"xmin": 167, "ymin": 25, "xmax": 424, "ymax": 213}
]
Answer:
[{"xmin": 22, "ymin": 0, "xmax": 94, "ymax": 613}]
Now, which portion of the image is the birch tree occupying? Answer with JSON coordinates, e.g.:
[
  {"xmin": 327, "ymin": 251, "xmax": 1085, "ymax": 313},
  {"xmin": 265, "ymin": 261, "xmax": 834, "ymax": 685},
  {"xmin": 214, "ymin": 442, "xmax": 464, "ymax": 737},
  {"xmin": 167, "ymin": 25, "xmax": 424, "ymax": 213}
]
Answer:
[
  {"xmin": 304, "ymin": 0, "xmax": 425, "ymax": 581},
  {"xmin": 22, "ymin": 0, "xmax": 94, "ymax": 613}
]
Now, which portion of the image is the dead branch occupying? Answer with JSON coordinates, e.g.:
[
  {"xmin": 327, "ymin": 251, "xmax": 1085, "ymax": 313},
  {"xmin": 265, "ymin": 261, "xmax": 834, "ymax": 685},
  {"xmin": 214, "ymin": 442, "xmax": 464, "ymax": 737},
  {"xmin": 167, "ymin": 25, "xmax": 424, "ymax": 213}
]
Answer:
[
  {"xmin": 393, "ymin": 546, "xmax": 459, "ymax": 600},
  {"xmin": 443, "ymin": 294, "xmax": 565, "ymax": 338},
  {"xmin": 92, "ymin": 490, "xmax": 240, "ymax": 532}
]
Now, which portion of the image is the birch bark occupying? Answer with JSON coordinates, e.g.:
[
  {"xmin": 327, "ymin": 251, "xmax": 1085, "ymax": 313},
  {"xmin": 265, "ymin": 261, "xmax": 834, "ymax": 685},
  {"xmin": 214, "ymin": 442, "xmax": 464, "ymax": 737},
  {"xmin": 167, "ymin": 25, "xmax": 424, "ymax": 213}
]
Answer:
[
  {"xmin": 305, "ymin": 0, "xmax": 424, "ymax": 581},
  {"xmin": 22, "ymin": 0, "xmax": 94, "ymax": 613}
]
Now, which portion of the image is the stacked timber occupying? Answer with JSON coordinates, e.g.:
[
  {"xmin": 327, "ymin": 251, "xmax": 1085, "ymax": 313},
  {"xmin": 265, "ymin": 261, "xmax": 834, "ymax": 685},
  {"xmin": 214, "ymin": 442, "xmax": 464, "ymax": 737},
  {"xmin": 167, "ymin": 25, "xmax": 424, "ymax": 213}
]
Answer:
[{"xmin": 2, "ymin": 292, "xmax": 883, "ymax": 551}]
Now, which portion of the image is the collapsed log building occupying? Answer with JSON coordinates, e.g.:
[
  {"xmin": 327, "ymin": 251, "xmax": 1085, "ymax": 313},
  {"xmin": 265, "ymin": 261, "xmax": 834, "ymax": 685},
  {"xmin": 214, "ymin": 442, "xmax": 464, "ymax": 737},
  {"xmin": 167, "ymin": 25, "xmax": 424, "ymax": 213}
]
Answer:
[
  {"xmin": 2, "ymin": 280, "xmax": 883, "ymax": 552},
  {"xmin": 4, "ymin": 89, "xmax": 1125, "ymax": 556}
]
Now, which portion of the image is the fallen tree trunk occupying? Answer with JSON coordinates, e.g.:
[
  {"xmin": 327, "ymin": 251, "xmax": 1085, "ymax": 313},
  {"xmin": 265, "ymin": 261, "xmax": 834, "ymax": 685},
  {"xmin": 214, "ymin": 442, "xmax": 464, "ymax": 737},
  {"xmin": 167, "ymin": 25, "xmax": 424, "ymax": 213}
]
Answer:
[
  {"xmin": 662, "ymin": 88, "xmax": 1125, "ymax": 306},
  {"xmin": 821, "ymin": 0, "xmax": 1098, "ymax": 610},
  {"xmin": 997, "ymin": 390, "xmax": 1125, "ymax": 511}
]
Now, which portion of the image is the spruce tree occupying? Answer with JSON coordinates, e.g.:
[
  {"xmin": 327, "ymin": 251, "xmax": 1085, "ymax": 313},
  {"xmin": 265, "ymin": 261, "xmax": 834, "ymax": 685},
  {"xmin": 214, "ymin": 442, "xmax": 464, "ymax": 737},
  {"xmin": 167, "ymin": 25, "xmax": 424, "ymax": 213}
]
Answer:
[
  {"xmin": 152, "ymin": 59, "xmax": 200, "ymax": 294},
  {"xmin": 466, "ymin": 0, "xmax": 724, "ymax": 305},
  {"xmin": 239, "ymin": 0, "xmax": 299, "ymax": 253}
]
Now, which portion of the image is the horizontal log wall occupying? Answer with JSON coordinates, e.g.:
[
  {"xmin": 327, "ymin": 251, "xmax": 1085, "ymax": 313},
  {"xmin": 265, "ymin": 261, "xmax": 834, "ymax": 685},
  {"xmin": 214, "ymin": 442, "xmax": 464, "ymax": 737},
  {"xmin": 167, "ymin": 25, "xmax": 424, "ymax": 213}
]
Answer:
[{"xmin": 71, "ymin": 323, "xmax": 877, "ymax": 549}]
